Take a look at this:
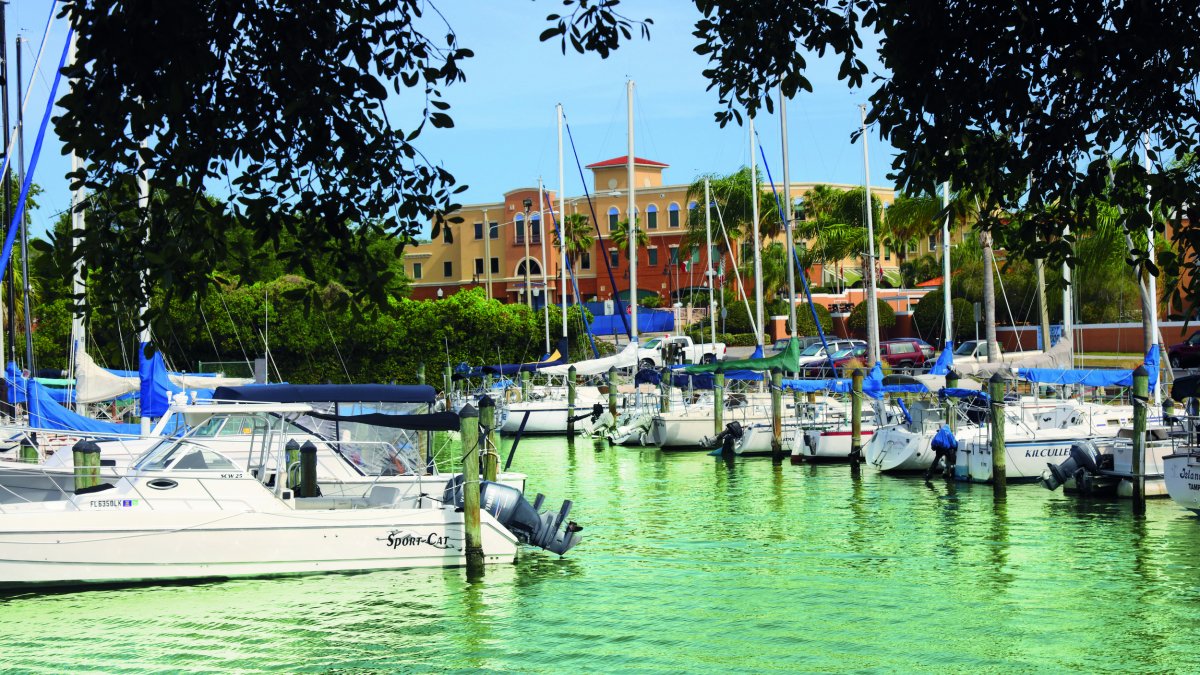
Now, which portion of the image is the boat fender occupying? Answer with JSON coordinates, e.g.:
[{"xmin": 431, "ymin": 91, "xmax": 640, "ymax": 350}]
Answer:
[{"xmin": 1040, "ymin": 440, "xmax": 1101, "ymax": 491}]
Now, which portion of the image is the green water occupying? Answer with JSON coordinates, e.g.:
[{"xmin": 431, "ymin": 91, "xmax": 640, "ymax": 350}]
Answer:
[{"xmin": 3, "ymin": 437, "xmax": 1200, "ymax": 673}]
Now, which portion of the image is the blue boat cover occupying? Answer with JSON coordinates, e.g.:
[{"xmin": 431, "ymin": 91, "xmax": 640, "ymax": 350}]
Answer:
[
  {"xmin": 634, "ymin": 369, "xmax": 662, "ymax": 386},
  {"xmin": 213, "ymin": 383, "xmax": 437, "ymax": 404},
  {"xmin": 25, "ymin": 379, "xmax": 140, "ymax": 436},
  {"xmin": 481, "ymin": 337, "xmax": 570, "ymax": 376},
  {"xmin": 929, "ymin": 343, "xmax": 953, "ymax": 376},
  {"xmin": 939, "ymin": 387, "xmax": 990, "ymax": 402},
  {"xmin": 140, "ymin": 345, "xmax": 188, "ymax": 418},
  {"xmin": 780, "ymin": 363, "xmax": 917, "ymax": 399},
  {"xmin": 896, "ymin": 397, "xmax": 913, "ymax": 424},
  {"xmin": 1016, "ymin": 344, "xmax": 1160, "ymax": 390}
]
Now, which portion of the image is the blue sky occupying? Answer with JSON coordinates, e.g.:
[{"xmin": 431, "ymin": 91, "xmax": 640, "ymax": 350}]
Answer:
[{"xmin": 15, "ymin": 1, "xmax": 896, "ymax": 239}]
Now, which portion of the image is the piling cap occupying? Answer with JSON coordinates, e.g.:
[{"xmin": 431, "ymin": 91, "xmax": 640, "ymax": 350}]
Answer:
[
  {"xmin": 478, "ymin": 395, "xmax": 495, "ymax": 409},
  {"xmin": 72, "ymin": 439, "xmax": 101, "ymax": 455},
  {"xmin": 989, "ymin": 371, "xmax": 1007, "ymax": 384},
  {"xmin": 299, "ymin": 440, "xmax": 318, "ymax": 455},
  {"xmin": 946, "ymin": 368, "xmax": 959, "ymax": 380},
  {"xmin": 1133, "ymin": 364, "xmax": 1149, "ymax": 377},
  {"xmin": 459, "ymin": 403, "xmax": 478, "ymax": 419},
  {"xmin": 285, "ymin": 439, "xmax": 300, "ymax": 450}
]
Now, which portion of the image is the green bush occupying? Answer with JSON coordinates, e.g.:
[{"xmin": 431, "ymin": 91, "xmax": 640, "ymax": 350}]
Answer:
[
  {"xmin": 848, "ymin": 298, "xmax": 896, "ymax": 332},
  {"xmin": 639, "ymin": 295, "xmax": 663, "ymax": 309},
  {"xmin": 721, "ymin": 332, "xmax": 758, "ymax": 347},
  {"xmin": 795, "ymin": 303, "xmax": 833, "ymax": 337},
  {"xmin": 912, "ymin": 290, "xmax": 974, "ymax": 342}
]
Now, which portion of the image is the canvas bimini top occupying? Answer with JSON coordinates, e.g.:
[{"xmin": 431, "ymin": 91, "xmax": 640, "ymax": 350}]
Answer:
[{"xmin": 211, "ymin": 384, "xmax": 437, "ymax": 405}]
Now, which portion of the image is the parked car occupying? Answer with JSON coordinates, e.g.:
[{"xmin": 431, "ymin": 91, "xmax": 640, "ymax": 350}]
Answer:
[
  {"xmin": 908, "ymin": 338, "xmax": 936, "ymax": 362},
  {"xmin": 879, "ymin": 339, "xmax": 928, "ymax": 371},
  {"xmin": 796, "ymin": 339, "xmax": 866, "ymax": 375},
  {"xmin": 1168, "ymin": 332, "xmax": 1200, "ymax": 368},
  {"xmin": 769, "ymin": 336, "xmax": 824, "ymax": 355},
  {"xmin": 950, "ymin": 339, "xmax": 1043, "ymax": 366},
  {"xmin": 639, "ymin": 335, "xmax": 727, "ymax": 369}
]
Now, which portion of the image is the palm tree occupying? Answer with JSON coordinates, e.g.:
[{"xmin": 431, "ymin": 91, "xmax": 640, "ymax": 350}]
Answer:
[
  {"xmin": 610, "ymin": 218, "xmax": 649, "ymax": 254},
  {"xmin": 684, "ymin": 167, "xmax": 779, "ymax": 247},
  {"xmin": 738, "ymin": 242, "xmax": 788, "ymax": 302},
  {"xmin": 793, "ymin": 185, "xmax": 883, "ymax": 289},
  {"xmin": 553, "ymin": 213, "xmax": 594, "ymax": 270},
  {"xmin": 882, "ymin": 193, "xmax": 943, "ymax": 286}
]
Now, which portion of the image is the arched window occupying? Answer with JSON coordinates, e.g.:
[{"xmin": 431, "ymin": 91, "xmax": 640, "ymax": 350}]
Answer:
[
  {"xmin": 530, "ymin": 214, "xmax": 541, "ymax": 244},
  {"xmin": 687, "ymin": 200, "xmax": 698, "ymax": 226},
  {"xmin": 516, "ymin": 258, "xmax": 542, "ymax": 276},
  {"xmin": 514, "ymin": 214, "xmax": 526, "ymax": 244},
  {"xmin": 668, "ymin": 202, "xmax": 680, "ymax": 228},
  {"xmin": 607, "ymin": 207, "xmax": 619, "ymax": 232},
  {"xmin": 646, "ymin": 204, "xmax": 659, "ymax": 230}
]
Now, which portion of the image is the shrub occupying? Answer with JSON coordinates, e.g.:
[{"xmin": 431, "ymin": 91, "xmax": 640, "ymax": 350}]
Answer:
[
  {"xmin": 639, "ymin": 295, "xmax": 663, "ymax": 309},
  {"xmin": 912, "ymin": 290, "xmax": 974, "ymax": 342},
  {"xmin": 795, "ymin": 303, "xmax": 833, "ymax": 337},
  {"xmin": 848, "ymin": 298, "xmax": 896, "ymax": 332}
]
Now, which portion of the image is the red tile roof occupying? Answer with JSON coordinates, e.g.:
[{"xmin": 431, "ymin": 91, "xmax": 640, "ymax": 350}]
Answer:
[{"xmin": 585, "ymin": 155, "xmax": 669, "ymax": 169}]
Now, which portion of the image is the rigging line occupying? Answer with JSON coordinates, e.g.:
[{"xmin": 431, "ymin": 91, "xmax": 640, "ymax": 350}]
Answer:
[
  {"xmin": 543, "ymin": 188, "xmax": 599, "ymax": 358},
  {"xmin": 0, "ymin": 5, "xmax": 56, "ymax": 199},
  {"xmin": 253, "ymin": 326, "xmax": 284, "ymax": 383},
  {"xmin": 196, "ymin": 300, "xmax": 222, "ymax": 366},
  {"xmin": 712, "ymin": 199, "xmax": 757, "ymax": 340},
  {"xmin": 215, "ymin": 288, "xmax": 253, "ymax": 373},
  {"xmin": 564, "ymin": 118, "xmax": 631, "ymax": 338},
  {"xmin": 321, "ymin": 310, "xmax": 353, "ymax": 383},
  {"xmin": 992, "ymin": 259, "xmax": 1024, "ymax": 351},
  {"xmin": 756, "ymin": 135, "xmax": 840, "ymax": 376}
]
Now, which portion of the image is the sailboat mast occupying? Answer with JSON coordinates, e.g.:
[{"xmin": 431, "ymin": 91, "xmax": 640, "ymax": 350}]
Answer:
[
  {"xmin": 1144, "ymin": 136, "xmax": 1160, "ymax": 406},
  {"xmin": 68, "ymin": 31, "xmax": 86, "ymax": 413},
  {"xmin": 626, "ymin": 80, "xmax": 637, "ymax": 344},
  {"xmin": 942, "ymin": 182, "xmax": 952, "ymax": 348},
  {"xmin": 705, "ymin": 178, "xmax": 717, "ymax": 347},
  {"xmin": 1062, "ymin": 224, "xmax": 1073, "ymax": 365},
  {"xmin": 14, "ymin": 36, "xmax": 31, "ymax": 376},
  {"xmin": 538, "ymin": 177, "xmax": 549, "ymax": 354},
  {"xmin": 749, "ymin": 116, "xmax": 764, "ymax": 349},
  {"xmin": 860, "ymin": 105, "xmax": 880, "ymax": 367},
  {"xmin": 558, "ymin": 104, "xmax": 567, "ymax": 339},
  {"xmin": 780, "ymin": 92, "xmax": 797, "ymax": 335},
  {"xmin": 0, "ymin": 5, "xmax": 9, "ymax": 397},
  {"xmin": 138, "ymin": 139, "xmax": 152, "ymax": 434}
]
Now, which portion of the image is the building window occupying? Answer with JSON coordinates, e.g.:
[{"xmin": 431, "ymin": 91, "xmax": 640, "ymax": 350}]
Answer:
[
  {"xmin": 490, "ymin": 257, "xmax": 499, "ymax": 274},
  {"xmin": 646, "ymin": 204, "xmax": 658, "ymax": 230},
  {"xmin": 648, "ymin": 247, "xmax": 659, "ymax": 266},
  {"xmin": 691, "ymin": 247, "xmax": 701, "ymax": 264},
  {"xmin": 517, "ymin": 259, "xmax": 541, "ymax": 276},
  {"xmin": 443, "ymin": 261, "xmax": 453, "ymax": 277},
  {"xmin": 608, "ymin": 207, "xmax": 619, "ymax": 231},
  {"xmin": 610, "ymin": 249, "xmax": 619, "ymax": 267},
  {"xmin": 531, "ymin": 215, "xmax": 541, "ymax": 244},
  {"xmin": 489, "ymin": 221, "xmax": 499, "ymax": 239},
  {"xmin": 883, "ymin": 245, "xmax": 891, "ymax": 261},
  {"xmin": 474, "ymin": 222, "xmax": 483, "ymax": 240},
  {"xmin": 515, "ymin": 215, "xmax": 525, "ymax": 244},
  {"xmin": 474, "ymin": 258, "xmax": 484, "ymax": 275},
  {"xmin": 412, "ymin": 262, "xmax": 422, "ymax": 280},
  {"xmin": 669, "ymin": 246, "xmax": 679, "ymax": 264},
  {"xmin": 687, "ymin": 201, "xmax": 698, "ymax": 226},
  {"xmin": 581, "ymin": 251, "xmax": 591, "ymax": 270},
  {"xmin": 668, "ymin": 203, "xmax": 680, "ymax": 228},
  {"xmin": 928, "ymin": 234, "xmax": 937, "ymax": 251},
  {"xmin": 442, "ymin": 226, "xmax": 452, "ymax": 243}
]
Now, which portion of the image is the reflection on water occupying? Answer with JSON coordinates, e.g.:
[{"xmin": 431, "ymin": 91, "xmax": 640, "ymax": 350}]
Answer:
[{"xmin": 3, "ymin": 436, "xmax": 1200, "ymax": 672}]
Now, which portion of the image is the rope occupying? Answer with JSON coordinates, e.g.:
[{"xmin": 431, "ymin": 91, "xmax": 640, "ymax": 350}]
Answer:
[
  {"xmin": 216, "ymin": 290, "xmax": 254, "ymax": 373},
  {"xmin": 322, "ymin": 311, "xmax": 353, "ymax": 383},
  {"xmin": 564, "ymin": 119, "xmax": 631, "ymax": 338}
]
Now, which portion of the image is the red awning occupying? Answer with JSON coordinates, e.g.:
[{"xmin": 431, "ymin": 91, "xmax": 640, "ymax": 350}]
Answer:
[{"xmin": 915, "ymin": 276, "xmax": 943, "ymax": 288}]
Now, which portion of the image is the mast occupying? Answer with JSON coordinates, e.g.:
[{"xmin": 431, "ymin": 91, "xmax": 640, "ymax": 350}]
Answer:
[
  {"xmin": 749, "ymin": 116, "xmax": 764, "ymax": 349},
  {"xmin": 482, "ymin": 207, "xmax": 492, "ymax": 297},
  {"xmin": 68, "ymin": 30, "xmax": 85, "ymax": 412},
  {"xmin": 705, "ymin": 177, "xmax": 717, "ymax": 346},
  {"xmin": 626, "ymin": 79, "xmax": 637, "ymax": 344},
  {"xmin": 14, "ymin": 35, "xmax": 30, "ymax": 376},
  {"xmin": 0, "ymin": 3, "xmax": 9, "ymax": 409},
  {"xmin": 558, "ymin": 104, "xmax": 567, "ymax": 339},
  {"xmin": 860, "ymin": 105, "xmax": 880, "ymax": 367},
  {"xmin": 780, "ymin": 92, "xmax": 797, "ymax": 335},
  {"xmin": 1144, "ymin": 135, "xmax": 1160, "ymax": 406},
  {"xmin": 942, "ymin": 182, "xmax": 953, "ymax": 348},
  {"xmin": 538, "ymin": 177, "xmax": 549, "ymax": 353},
  {"xmin": 138, "ymin": 139, "xmax": 151, "ymax": 433}
]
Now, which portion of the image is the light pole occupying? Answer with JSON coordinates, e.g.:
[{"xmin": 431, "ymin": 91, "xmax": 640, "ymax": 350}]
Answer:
[
  {"xmin": 483, "ymin": 207, "xmax": 492, "ymax": 298},
  {"xmin": 522, "ymin": 197, "xmax": 533, "ymax": 309}
]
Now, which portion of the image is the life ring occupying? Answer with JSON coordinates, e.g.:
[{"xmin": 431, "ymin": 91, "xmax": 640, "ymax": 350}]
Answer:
[{"xmin": 504, "ymin": 387, "xmax": 520, "ymax": 403}]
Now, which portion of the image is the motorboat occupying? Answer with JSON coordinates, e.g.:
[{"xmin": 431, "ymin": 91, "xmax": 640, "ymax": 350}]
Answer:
[
  {"xmin": 1041, "ymin": 427, "xmax": 1174, "ymax": 498},
  {"xmin": 0, "ymin": 406, "xmax": 580, "ymax": 589}
]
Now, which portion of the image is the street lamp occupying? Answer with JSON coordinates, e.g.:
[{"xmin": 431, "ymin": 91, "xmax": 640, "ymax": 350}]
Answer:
[{"xmin": 522, "ymin": 197, "xmax": 533, "ymax": 309}]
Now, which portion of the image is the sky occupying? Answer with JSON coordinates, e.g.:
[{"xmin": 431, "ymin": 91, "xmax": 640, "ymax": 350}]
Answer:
[{"xmin": 11, "ymin": 1, "xmax": 897, "ymax": 239}]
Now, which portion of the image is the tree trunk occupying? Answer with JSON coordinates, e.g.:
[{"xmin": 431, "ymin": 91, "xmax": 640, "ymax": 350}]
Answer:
[{"xmin": 981, "ymin": 231, "xmax": 999, "ymax": 363}]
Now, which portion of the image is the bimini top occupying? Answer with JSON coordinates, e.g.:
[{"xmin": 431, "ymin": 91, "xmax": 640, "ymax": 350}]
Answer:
[{"xmin": 211, "ymin": 384, "xmax": 437, "ymax": 405}]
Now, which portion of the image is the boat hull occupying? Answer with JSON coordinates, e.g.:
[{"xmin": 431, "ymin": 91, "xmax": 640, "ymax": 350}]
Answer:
[
  {"xmin": 795, "ymin": 428, "xmax": 874, "ymax": 462},
  {"xmin": 0, "ymin": 508, "xmax": 518, "ymax": 589},
  {"xmin": 1163, "ymin": 453, "xmax": 1200, "ymax": 512}
]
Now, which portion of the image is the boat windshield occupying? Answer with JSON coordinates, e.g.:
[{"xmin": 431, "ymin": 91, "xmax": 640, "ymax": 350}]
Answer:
[
  {"xmin": 134, "ymin": 439, "xmax": 240, "ymax": 472},
  {"xmin": 799, "ymin": 344, "xmax": 825, "ymax": 357},
  {"xmin": 954, "ymin": 341, "xmax": 980, "ymax": 356}
]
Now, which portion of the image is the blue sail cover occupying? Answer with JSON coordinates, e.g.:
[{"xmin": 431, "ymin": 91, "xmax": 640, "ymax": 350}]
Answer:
[
  {"xmin": 1017, "ymin": 345, "xmax": 1160, "ymax": 390},
  {"xmin": 478, "ymin": 337, "xmax": 571, "ymax": 377},
  {"xmin": 25, "ymin": 377, "xmax": 139, "ymax": 435},
  {"xmin": 138, "ymin": 345, "xmax": 214, "ymax": 418},
  {"xmin": 780, "ymin": 363, "xmax": 916, "ymax": 399},
  {"xmin": 929, "ymin": 343, "xmax": 953, "ymax": 376}
]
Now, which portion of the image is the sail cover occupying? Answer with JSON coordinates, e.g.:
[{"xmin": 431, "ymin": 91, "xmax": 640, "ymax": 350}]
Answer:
[
  {"xmin": 680, "ymin": 338, "xmax": 803, "ymax": 374},
  {"xmin": 75, "ymin": 350, "xmax": 140, "ymax": 403},
  {"xmin": 541, "ymin": 342, "xmax": 638, "ymax": 377}
]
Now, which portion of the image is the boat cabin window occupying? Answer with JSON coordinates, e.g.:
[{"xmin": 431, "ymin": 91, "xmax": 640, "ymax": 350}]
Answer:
[{"xmin": 135, "ymin": 440, "xmax": 239, "ymax": 472}]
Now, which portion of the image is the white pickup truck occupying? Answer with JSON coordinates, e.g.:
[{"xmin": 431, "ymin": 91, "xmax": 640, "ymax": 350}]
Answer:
[
  {"xmin": 951, "ymin": 339, "xmax": 1043, "ymax": 366},
  {"xmin": 638, "ymin": 335, "xmax": 727, "ymax": 369}
]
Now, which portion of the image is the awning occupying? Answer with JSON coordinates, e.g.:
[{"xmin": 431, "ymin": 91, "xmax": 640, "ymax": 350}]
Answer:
[{"xmin": 916, "ymin": 276, "xmax": 943, "ymax": 288}]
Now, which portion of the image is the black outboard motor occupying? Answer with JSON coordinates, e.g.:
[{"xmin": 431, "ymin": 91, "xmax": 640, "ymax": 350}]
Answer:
[
  {"xmin": 1040, "ymin": 440, "xmax": 1102, "ymax": 491},
  {"xmin": 442, "ymin": 476, "xmax": 583, "ymax": 556},
  {"xmin": 712, "ymin": 420, "xmax": 744, "ymax": 455},
  {"xmin": 925, "ymin": 424, "xmax": 958, "ymax": 480}
]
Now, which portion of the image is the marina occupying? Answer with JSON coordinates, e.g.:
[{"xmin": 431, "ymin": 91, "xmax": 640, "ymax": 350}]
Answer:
[{"xmin": 3, "ymin": 436, "xmax": 1200, "ymax": 671}]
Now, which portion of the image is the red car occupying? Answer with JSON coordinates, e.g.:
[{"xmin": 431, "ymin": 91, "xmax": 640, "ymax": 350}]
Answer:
[
  {"xmin": 879, "ymin": 339, "xmax": 928, "ymax": 370},
  {"xmin": 1168, "ymin": 332, "xmax": 1200, "ymax": 368}
]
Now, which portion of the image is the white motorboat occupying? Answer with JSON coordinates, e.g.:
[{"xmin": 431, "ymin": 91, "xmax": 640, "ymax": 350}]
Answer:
[
  {"xmin": 1041, "ymin": 427, "xmax": 1175, "ymax": 498},
  {"xmin": 0, "ymin": 410, "xmax": 580, "ymax": 589},
  {"xmin": 794, "ymin": 402, "xmax": 896, "ymax": 462},
  {"xmin": 1165, "ymin": 441, "xmax": 1200, "ymax": 514}
]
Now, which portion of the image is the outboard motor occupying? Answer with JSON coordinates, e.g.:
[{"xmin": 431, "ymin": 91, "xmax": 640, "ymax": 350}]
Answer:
[
  {"xmin": 712, "ymin": 420, "xmax": 744, "ymax": 455},
  {"xmin": 442, "ymin": 476, "xmax": 583, "ymax": 556},
  {"xmin": 925, "ymin": 424, "xmax": 958, "ymax": 480},
  {"xmin": 1040, "ymin": 440, "xmax": 1102, "ymax": 491}
]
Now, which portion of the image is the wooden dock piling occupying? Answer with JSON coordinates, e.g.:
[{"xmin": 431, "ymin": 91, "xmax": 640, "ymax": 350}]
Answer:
[
  {"xmin": 714, "ymin": 369, "xmax": 725, "ymax": 436},
  {"xmin": 1132, "ymin": 364, "xmax": 1148, "ymax": 515},
  {"xmin": 771, "ymin": 368, "xmax": 783, "ymax": 460},
  {"xmin": 989, "ymin": 372, "xmax": 1006, "ymax": 499},
  {"xmin": 458, "ymin": 404, "xmax": 484, "ymax": 570},
  {"xmin": 608, "ymin": 366, "xmax": 618, "ymax": 416},
  {"xmin": 479, "ymin": 395, "xmax": 499, "ymax": 482},
  {"xmin": 945, "ymin": 369, "xmax": 959, "ymax": 432},
  {"xmin": 567, "ymin": 365, "xmax": 578, "ymax": 435},
  {"xmin": 850, "ymin": 368, "xmax": 863, "ymax": 463}
]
